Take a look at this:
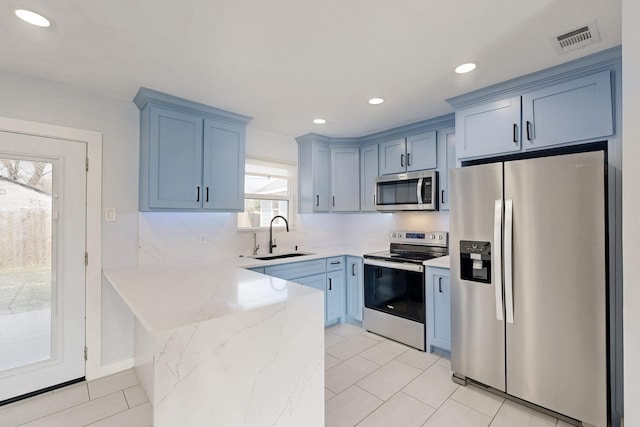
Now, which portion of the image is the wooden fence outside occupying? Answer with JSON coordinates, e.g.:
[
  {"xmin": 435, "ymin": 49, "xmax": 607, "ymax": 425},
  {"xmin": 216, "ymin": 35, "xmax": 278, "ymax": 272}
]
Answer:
[{"xmin": 0, "ymin": 209, "xmax": 51, "ymax": 270}]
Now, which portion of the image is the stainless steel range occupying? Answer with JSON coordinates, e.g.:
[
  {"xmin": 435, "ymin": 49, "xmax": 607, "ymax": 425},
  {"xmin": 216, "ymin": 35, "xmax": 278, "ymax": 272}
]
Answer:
[{"xmin": 363, "ymin": 230, "xmax": 448, "ymax": 351}]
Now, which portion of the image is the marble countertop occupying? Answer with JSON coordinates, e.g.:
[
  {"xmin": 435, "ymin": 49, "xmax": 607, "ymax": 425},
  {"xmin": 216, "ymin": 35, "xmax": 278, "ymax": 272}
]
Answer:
[
  {"xmin": 103, "ymin": 260, "xmax": 321, "ymax": 334},
  {"xmin": 104, "ymin": 244, "xmax": 445, "ymax": 334},
  {"xmin": 423, "ymin": 255, "xmax": 451, "ymax": 269}
]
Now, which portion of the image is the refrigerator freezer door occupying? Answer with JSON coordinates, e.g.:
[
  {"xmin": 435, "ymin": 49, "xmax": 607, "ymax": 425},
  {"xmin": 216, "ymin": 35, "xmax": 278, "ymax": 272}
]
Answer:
[
  {"xmin": 450, "ymin": 163, "xmax": 506, "ymax": 392},
  {"xmin": 504, "ymin": 151, "xmax": 607, "ymax": 427}
]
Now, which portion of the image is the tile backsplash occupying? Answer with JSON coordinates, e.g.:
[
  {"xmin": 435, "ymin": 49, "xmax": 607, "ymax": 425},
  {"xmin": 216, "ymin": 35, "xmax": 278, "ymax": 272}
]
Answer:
[{"xmin": 138, "ymin": 211, "xmax": 450, "ymax": 265}]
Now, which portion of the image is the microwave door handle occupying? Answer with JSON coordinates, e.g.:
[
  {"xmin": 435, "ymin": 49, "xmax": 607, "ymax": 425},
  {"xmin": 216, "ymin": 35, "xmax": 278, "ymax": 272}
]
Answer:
[{"xmin": 416, "ymin": 178, "xmax": 424, "ymax": 204}]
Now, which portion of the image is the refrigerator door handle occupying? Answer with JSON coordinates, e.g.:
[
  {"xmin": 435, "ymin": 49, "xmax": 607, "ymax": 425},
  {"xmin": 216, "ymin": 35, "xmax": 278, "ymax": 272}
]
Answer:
[
  {"xmin": 494, "ymin": 199, "xmax": 504, "ymax": 322},
  {"xmin": 504, "ymin": 198, "xmax": 515, "ymax": 324}
]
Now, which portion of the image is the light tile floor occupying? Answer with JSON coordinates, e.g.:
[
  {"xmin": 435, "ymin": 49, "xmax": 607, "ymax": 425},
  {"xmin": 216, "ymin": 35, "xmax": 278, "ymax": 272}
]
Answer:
[
  {"xmin": 0, "ymin": 323, "xmax": 575, "ymax": 427},
  {"xmin": 325, "ymin": 323, "xmax": 575, "ymax": 427}
]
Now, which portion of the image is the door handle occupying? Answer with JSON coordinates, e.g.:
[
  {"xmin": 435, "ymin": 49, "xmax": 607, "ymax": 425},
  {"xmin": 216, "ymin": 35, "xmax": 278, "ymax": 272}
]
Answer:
[
  {"xmin": 438, "ymin": 277, "xmax": 442, "ymax": 293},
  {"xmin": 494, "ymin": 199, "xmax": 504, "ymax": 322},
  {"xmin": 526, "ymin": 121, "xmax": 533, "ymax": 142},
  {"xmin": 332, "ymin": 195, "xmax": 335, "ymax": 207},
  {"xmin": 513, "ymin": 124, "xmax": 518, "ymax": 143},
  {"xmin": 441, "ymin": 190, "xmax": 445, "ymax": 204},
  {"xmin": 407, "ymin": 152, "xmax": 411, "ymax": 166},
  {"xmin": 328, "ymin": 278, "xmax": 332, "ymax": 291},
  {"xmin": 206, "ymin": 187, "xmax": 209, "ymax": 202},
  {"xmin": 401, "ymin": 154, "xmax": 404, "ymax": 167},
  {"xmin": 352, "ymin": 263, "xmax": 356, "ymax": 276},
  {"xmin": 316, "ymin": 195, "xmax": 319, "ymax": 207},
  {"xmin": 196, "ymin": 186, "xmax": 200, "ymax": 202},
  {"xmin": 504, "ymin": 199, "xmax": 514, "ymax": 324}
]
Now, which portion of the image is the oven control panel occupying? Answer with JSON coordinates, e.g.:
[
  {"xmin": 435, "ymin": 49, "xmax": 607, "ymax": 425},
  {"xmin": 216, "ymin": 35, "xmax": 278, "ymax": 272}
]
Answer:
[{"xmin": 390, "ymin": 230, "xmax": 448, "ymax": 246}]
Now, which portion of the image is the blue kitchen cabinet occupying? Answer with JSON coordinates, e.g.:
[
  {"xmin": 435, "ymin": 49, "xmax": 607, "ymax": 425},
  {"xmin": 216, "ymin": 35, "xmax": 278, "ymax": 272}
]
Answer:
[
  {"xmin": 326, "ymin": 256, "xmax": 346, "ymax": 324},
  {"xmin": 294, "ymin": 273, "xmax": 326, "ymax": 292},
  {"xmin": 146, "ymin": 105, "xmax": 204, "ymax": 209},
  {"xmin": 521, "ymin": 70, "xmax": 613, "ymax": 150},
  {"xmin": 379, "ymin": 131, "xmax": 437, "ymax": 175},
  {"xmin": 455, "ymin": 96, "xmax": 522, "ymax": 160},
  {"xmin": 346, "ymin": 256, "xmax": 363, "ymax": 322},
  {"xmin": 426, "ymin": 267, "xmax": 451, "ymax": 352},
  {"xmin": 135, "ymin": 87, "xmax": 252, "ymax": 212},
  {"xmin": 378, "ymin": 138, "xmax": 406, "ymax": 175},
  {"xmin": 453, "ymin": 70, "xmax": 613, "ymax": 161},
  {"xmin": 297, "ymin": 136, "xmax": 331, "ymax": 213},
  {"xmin": 437, "ymin": 127, "xmax": 456, "ymax": 211},
  {"xmin": 406, "ymin": 131, "xmax": 437, "ymax": 172},
  {"xmin": 202, "ymin": 119, "xmax": 245, "ymax": 211},
  {"xmin": 360, "ymin": 144, "xmax": 378, "ymax": 212},
  {"xmin": 331, "ymin": 147, "xmax": 360, "ymax": 212},
  {"xmin": 264, "ymin": 259, "xmax": 326, "ymax": 280}
]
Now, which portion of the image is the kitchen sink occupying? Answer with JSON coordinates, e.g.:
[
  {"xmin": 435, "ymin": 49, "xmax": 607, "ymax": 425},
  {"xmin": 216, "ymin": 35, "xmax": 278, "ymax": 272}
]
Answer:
[{"xmin": 252, "ymin": 252, "xmax": 313, "ymax": 261}]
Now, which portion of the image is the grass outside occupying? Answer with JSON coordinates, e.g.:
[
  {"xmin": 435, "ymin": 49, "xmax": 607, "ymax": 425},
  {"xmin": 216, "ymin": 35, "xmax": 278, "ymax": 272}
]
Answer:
[{"xmin": 0, "ymin": 266, "xmax": 50, "ymax": 316}]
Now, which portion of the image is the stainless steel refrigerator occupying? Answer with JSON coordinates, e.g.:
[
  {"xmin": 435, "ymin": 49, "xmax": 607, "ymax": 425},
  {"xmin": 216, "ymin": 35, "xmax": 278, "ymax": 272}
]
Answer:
[{"xmin": 450, "ymin": 150, "xmax": 607, "ymax": 427}]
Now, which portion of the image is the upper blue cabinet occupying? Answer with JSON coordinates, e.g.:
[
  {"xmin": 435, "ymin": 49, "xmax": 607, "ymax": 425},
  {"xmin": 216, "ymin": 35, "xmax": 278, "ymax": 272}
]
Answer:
[
  {"xmin": 448, "ymin": 48, "xmax": 619, "ymax": 162},
  {"xmin": 134, "ymin": 88, "xmax": 252, "ymax": 212},
  {"xmin": 521, "ymin": 71, "xmax": 613, "ymax": 150},
  {"xmin": 379, "ymin": 131, "xmax": 437, "ymax": 175}
]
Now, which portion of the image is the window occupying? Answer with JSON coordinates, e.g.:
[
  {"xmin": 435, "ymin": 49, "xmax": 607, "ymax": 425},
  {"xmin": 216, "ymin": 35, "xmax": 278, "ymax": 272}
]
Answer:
[{"xmin": 237, "ymin": 158, "xmax": 294, "ymax": 230}]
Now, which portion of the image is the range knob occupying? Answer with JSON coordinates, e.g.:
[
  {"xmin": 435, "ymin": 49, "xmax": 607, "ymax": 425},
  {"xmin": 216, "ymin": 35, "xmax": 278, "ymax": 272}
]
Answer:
[
  {"xmin": 430, "ymin": 234, "xmax": 436, "ymax": 239},
  {"xmin": 391, "ymin": 232, "xmax": 397, "ymax": 238}
]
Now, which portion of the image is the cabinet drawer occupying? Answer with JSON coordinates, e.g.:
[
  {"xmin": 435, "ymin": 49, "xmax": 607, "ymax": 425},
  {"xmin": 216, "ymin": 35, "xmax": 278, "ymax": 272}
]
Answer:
[
  {"xmin": 326, "ymin": 256, "xmax": 345, "ymax": 271},
  {"xmin": 264, "ymin": 259, "xmax": 326, "ymax": 280}
]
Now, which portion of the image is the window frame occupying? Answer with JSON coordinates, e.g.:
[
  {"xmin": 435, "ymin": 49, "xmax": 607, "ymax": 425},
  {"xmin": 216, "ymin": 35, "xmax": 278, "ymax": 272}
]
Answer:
[{"xmin": 237, "ymin": 157, "xmax": 295, "ymax": 231}]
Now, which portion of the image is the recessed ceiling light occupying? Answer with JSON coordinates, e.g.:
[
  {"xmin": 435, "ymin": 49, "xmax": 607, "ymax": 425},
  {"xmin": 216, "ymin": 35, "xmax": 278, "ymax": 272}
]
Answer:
[
  {"xmin": 455, "ymin": 63, "xmax": 476, "ymax": 74},
  {"xmin": 313, "ymin": 118, "xmax": 326, "ymax": 124},
  {"xmin": 368, "ymin": 97, "xmax": 384, "ymax": 105},
  {"xmin": 15, "ymin": 9, "xmax": 50, "ymax": 27}
]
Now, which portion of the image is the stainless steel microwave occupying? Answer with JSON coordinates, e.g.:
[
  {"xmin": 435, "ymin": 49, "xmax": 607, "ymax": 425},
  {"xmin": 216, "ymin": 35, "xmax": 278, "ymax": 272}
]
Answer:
[{"xmin": 375, "ymin": 170, "xmax": 439, "ymax": 211}]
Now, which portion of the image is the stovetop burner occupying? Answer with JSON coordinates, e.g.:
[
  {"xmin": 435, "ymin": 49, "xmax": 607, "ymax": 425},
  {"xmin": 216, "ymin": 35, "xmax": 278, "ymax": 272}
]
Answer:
[{"xmin": 364, "ymin": 230, "xmax": 448, "ymax": 264}]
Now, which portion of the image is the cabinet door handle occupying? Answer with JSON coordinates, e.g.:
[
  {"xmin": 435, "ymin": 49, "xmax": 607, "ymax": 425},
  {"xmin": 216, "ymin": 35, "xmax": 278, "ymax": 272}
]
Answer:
[
  {"xmin": 328, "ymin": 278, "xmax": 332, "ymax": 291},
  {"xmin": 352, "ymin": 264, "xmax": 356, "ymax": 276},
  {"xmin": 316, "ymin": 195, "xmax": 319, "ymax": 207},
  {"xmin": 407, "ymin": 152, "xmax": 411, "ymax": 166},
  {"xmin": 441, "ymin": 190, "xmax": 445, "ymax": 204},
  {"xmin": 330, "ymin": 261, "xmax": 340, "ymax": 265},
  {"xmin": 526, "ymin": 121, "xmax": 532, "ymax": 141},
  {"xmin": 196, "ymin": 186, "xmax": 200, "ymax": 202},
  {"xmin": 332, "ymin": 195, "xmax": 335, "ymax": 207},
  {"xmin": 513, "ymin": 123, "xmax": 518, "ymax": 143},
  {"xmin": 373, "ymin": 193, "xmax": 376, "ymax": 206},
  {"xmin": 206, "ymin": 187, "xmax": 209, "ymax": 202},
  {"xmin": 438, "ymin": 277, "xmax": 443, "ymax": 293},
  {"xmin": 401, "ymin": 154, "xmax": 404, "ymax": 167}
]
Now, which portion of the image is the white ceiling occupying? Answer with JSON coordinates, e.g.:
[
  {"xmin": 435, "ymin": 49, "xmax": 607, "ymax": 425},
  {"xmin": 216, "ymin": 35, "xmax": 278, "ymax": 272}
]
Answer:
[{"xmin": 1, "ymin": 0, "xmax": 621, "ymax": 138}]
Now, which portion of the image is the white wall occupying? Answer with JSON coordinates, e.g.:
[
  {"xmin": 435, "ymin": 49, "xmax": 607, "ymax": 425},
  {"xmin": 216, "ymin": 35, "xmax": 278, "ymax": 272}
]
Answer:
[
  {"xmin": 0, "ymin": 70, "xmax": 140, "ymax": 367},
  {"xmin": 622, "ymin": 1, "xmax": 638, "ymax": 425}
]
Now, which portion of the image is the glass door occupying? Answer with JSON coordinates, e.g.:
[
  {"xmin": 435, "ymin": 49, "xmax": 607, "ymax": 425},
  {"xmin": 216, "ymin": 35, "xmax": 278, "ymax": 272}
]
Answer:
[{"xmin": 0, "ymin": 131, "xmax": 86, "ymax": 403}]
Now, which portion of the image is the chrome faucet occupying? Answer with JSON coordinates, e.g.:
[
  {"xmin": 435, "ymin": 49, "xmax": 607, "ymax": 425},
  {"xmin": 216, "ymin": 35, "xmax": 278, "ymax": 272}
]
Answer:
[{"xmin": 269, "ymin": 215, "xmax": 289, "ymax": 253}]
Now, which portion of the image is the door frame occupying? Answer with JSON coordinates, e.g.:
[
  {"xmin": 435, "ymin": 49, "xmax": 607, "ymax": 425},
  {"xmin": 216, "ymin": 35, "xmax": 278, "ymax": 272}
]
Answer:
[{"xmin": 0, "ymin": 116, "xmax": 109, "ymax": 381}]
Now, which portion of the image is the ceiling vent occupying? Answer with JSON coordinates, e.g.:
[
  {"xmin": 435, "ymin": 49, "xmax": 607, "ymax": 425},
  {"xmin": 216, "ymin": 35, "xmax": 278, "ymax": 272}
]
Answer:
[{"xmin": 554, "ymin": 21, "xmax": 601, "ymax": 54}]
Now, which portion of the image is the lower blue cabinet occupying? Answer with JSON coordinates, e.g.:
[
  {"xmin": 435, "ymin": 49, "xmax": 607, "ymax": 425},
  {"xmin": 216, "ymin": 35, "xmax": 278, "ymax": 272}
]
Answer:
[
  {"xmin": 346, "ymin": 256, "xmax": 363, "ymax": 322},
  {"xmin": 294, "ymin": 273, "xmax": 326, "ymax": 292},
  {"xmin": 426, "ymin": 266, "xmax": 451, "ymax": 352}
]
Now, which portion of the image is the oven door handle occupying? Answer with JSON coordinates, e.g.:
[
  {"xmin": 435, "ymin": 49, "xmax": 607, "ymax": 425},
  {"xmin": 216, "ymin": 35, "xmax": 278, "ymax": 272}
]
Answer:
[{"xmin": 364, "ymin": 259, "xmax": 424, "ymax": 273}]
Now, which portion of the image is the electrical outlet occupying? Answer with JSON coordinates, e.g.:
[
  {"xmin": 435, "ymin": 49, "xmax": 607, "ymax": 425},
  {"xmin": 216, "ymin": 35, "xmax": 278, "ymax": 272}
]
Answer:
[
  {"xmin": 105, "ymin": 208, "xmax": 117, "ymax": 222},
  {"xmin": 199, "ymin": 234, "xmax": 207, "ymax": 244}
]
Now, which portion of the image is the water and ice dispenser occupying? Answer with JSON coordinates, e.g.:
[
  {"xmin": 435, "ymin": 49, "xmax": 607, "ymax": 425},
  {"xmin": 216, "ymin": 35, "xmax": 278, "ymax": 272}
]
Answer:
[{"xmin": 460, "ymin": 241, "xmax": 491, "ymax": 283}]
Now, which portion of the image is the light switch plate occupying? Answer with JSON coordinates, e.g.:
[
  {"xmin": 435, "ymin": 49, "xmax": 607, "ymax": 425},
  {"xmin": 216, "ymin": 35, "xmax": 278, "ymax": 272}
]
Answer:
[{"xmin": 105, "ymin": 208, "xmax": 117, "ymax": 222}]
